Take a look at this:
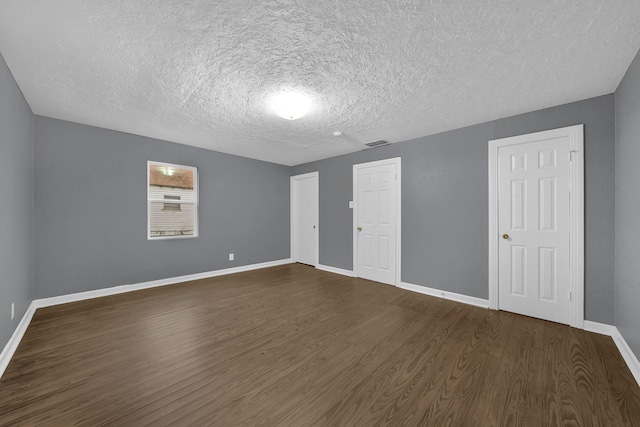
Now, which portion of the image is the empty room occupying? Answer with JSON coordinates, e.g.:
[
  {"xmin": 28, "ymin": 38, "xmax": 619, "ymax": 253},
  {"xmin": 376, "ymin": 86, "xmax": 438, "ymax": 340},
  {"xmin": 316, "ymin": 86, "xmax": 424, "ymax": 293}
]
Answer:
[{"xmin": 2, "ymin": 1, "xmax": 640, "ymax": 425}]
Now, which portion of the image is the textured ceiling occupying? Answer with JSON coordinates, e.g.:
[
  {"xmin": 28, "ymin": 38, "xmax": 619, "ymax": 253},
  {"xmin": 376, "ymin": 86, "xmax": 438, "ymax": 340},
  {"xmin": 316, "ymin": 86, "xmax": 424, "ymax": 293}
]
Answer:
[{"xmin": 1, "ymin": 1, "xmax": 640, "ymax": 166}]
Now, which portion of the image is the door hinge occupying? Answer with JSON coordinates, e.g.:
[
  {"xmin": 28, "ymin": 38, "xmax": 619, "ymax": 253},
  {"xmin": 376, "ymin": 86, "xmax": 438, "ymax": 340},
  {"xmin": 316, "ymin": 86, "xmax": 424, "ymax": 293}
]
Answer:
[
  {"xmin": 569, "ymin": 150, "xmax": 578, "ymax": 161},
  {"xmin": 569, "ymin": 291, "xmax": 572, "ymax": 301}
]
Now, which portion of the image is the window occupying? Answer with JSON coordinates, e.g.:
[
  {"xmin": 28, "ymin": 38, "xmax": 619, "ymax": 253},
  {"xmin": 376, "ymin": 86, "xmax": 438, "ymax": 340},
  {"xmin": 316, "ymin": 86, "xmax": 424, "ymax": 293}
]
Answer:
[
  {"xmin": 162, "ymin": 195, "xmax": 182, "ymax": 212},
  {"xmin": 147, "ymin": 161, "xmax": 198, "ymax": 239}
]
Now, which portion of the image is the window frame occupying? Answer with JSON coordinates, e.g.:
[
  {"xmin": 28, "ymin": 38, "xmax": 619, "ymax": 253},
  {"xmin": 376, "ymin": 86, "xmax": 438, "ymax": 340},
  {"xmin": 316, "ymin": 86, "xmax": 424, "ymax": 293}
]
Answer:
[{"xmin": 147, "ymin": 160, "xmax": 199, "ymax": 240}]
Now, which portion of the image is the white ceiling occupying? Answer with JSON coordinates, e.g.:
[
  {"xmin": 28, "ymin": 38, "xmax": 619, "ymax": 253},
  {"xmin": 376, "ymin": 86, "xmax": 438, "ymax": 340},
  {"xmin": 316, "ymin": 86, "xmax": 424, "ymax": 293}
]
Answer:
[{"xmin": 1, "ymin": 1, "xmax": 639, "ymax": 166}]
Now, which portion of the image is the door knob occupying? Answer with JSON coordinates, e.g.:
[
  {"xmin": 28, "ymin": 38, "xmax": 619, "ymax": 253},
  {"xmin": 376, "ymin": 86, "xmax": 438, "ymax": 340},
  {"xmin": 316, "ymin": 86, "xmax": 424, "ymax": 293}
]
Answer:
[
  {"xmin": 357, "ymin": 227, "xmax": 363, "ymax": 232},
  {"xmin": 502, "ymin": 234, "xmax": 510, "ymax": 240},
  {"xmin": 313, "ymin": 225, "xmax": 316, "ymax": 229}
]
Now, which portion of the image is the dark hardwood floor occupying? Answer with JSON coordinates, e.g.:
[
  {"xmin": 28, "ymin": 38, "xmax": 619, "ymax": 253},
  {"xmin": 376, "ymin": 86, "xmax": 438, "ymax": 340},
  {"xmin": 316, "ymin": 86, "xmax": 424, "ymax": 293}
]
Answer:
[{"xmin": 1, "ymin": 263, "xmax": 639, "ymax": 426}]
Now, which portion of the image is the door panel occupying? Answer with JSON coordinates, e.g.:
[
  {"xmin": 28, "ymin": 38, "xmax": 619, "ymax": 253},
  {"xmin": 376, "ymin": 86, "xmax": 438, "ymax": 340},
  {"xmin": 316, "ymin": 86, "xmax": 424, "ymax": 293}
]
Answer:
[
  {"xmin": 539, "ymin": 178, "xmax": 556, "ymax": 231},
  {"xmin": 291, "ymin": 173, "xmax": 318, "ymax": 266},
  {"xmin": 379, "ymin": 235, "xmax": 390, "ymax": 271},
  {"xmin": 498, "ymin": 137, "xmax": 570, "ymax": 324},
  {"xmin": 511, "ymin": 180, "xmax": 526, "ymax": 230},
  {"xmin": 510, "ymin": 245, "xmax": 526, "ymax": 296},
  {"xmin": 538, "ymin": 247, "xmax": 556, "ymax": 301},
  {"xmin": 355, "ymin": 161, "xmax": 398, "ymax": 285}
]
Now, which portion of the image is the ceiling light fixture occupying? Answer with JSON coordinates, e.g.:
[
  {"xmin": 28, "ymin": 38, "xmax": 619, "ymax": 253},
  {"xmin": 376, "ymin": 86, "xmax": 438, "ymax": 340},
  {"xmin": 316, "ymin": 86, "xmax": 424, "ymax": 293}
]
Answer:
[{"xmin": 269, "ymin": 90, "xmax": 313, "ymax": 120}]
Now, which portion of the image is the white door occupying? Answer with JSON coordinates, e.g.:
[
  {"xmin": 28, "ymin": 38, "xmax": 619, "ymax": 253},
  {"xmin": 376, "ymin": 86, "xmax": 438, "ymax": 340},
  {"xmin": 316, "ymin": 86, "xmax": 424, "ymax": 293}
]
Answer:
[
  {"xmin": 354, "ymin": 158, "xmax": 401, "ymax": 286},
  {"xmin": 291, "ymin": 172, "xmax": 318, "ymax": 266},
  {"xmin": 497, "ymin": 135, "xmax": 572, "ymax": 324}
]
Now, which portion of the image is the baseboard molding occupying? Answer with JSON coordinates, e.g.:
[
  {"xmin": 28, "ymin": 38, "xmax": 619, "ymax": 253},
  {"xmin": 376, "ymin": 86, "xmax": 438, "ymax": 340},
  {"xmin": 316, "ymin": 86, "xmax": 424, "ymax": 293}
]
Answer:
[
  {"xmin": 0, "ymin": 259, "xmax": 293, "ymax": 379},
  {"xmin": 612, "ymin": 329, "xmax": 640, "ymax": 388},
  {"xmin": 0, "ymin": 301, "xmax": 37, "ymax": 380},
  {"xmin": 399, "ymin": 281, "xmax": 490, "ymax": 309},
  {"xmin": 583, "ymin": 321, "xmax": 640, "ymax": 388},
  {"xmin": 316, "ymin": 264, "xmax": 355, "ymax": 277},
  {"xmin": 584, "ymin": 320, "xmax": 618, "ymax": 336},
  {"xmin": 36, "ymin": 259, "xmax": 293, "ymax": 308}
]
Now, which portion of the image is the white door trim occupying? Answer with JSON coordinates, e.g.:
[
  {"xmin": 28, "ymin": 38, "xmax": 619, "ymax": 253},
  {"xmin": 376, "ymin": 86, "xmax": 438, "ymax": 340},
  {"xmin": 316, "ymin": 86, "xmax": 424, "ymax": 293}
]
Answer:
[
  {"xmin": 353, "ymin": 157, "xmax": 402, "ymax": 286},
  {"xmin": 290, "ymin": 171, "xmax": 319, "ymax": 266},
  {"xmin": 488, "ymin": 125, "xmax": 584, "ymax": 328}
]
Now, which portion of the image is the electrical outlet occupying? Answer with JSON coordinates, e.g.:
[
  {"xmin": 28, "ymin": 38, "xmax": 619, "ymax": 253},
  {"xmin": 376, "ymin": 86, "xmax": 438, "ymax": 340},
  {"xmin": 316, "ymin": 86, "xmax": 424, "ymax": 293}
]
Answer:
[
  {"xmin": 229, "ymin": 253, "xmax": 234, "ymax": 261},
  {"xmin": 11, "ymin": 302, "xmax": 14, "ymax": 320}
]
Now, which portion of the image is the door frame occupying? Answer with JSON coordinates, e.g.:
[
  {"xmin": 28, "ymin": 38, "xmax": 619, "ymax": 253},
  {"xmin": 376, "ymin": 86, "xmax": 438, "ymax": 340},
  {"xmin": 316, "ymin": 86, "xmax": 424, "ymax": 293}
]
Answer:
[
  {"xmin": 290, "ymin": 171, "xmax": 319, "ymax": 267},
  {"xmin": 488, "ymin": 125, "xmax": 584, "ymax": 328},
  {"xmin": 353, "ymin": 157, "xmax": 402, "ymax": 286}
]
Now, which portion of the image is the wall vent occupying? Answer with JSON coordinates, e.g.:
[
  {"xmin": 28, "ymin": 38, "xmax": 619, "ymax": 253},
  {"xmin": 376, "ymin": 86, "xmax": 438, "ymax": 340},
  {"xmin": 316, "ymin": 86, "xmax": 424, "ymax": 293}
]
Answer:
[{"xmin": 364, "ymin": 139, "xmax": 390, "ymax": 148}]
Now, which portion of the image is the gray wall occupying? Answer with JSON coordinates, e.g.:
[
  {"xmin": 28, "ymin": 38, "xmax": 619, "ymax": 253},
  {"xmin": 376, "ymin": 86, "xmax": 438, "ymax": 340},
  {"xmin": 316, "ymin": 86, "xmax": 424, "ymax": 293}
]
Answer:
[
  {"xmin": 615, "ymin": 49, "xmax": 640, "ymax": 357},
  {"xmin": 0, "ymin": 52, "xmax": 34, "ymax": 350},
  {"xmin": 293, "ymin": 94, "xmax": 615, "ymax": 324},
  {"xmin": 34, "ymin": 117, "xmax": 290, "ymax": 298}
]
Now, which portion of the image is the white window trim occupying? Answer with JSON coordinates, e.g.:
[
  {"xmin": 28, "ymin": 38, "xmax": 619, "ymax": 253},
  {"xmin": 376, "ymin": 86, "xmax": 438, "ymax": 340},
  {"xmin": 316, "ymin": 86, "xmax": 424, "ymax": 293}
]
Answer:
[{"xmin": 147, "ymin": 160, "xmax": 199, "ymax": 240}]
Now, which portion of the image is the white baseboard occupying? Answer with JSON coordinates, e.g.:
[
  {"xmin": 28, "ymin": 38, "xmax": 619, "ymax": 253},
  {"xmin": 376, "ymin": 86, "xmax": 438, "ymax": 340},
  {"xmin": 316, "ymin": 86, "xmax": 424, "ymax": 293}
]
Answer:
[
  {"xmin": 0, "ymin": 259, "xmax": 292, "ymax": 380},
  {"xmin": 584, "ymin": 320, "xmax": 618, "ymax": 336},
  {"xmin": 316, "ymin": 264, "xmax": 355, "ymax": 277},
  {"xmin": 399, "ymin": 281, "xmax": 490, "ymax": 309},
  {"xmin": 0, "ymin": 301, "xmax": 37, "ymax": 380},
  {"xmin": 583, "ymin": 321, "xmax": 640, "ymax": 388},
  {"xmin": 36, "ymin": 258, "xmax": 292, "ymax": 308},
  {"xmin": 612, "ymin": 328, "xmax": 640, "ymax": 392},
  {"xmin": 612, "ymin": 329, "xmax": 640, "ymax": 388}
]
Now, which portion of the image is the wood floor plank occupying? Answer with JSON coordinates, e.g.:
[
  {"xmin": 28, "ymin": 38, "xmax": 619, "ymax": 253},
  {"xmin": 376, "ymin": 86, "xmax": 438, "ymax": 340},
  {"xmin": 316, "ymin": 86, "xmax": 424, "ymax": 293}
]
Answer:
[
  {"xmin": 384, "ymin": 308, "xmax": 503, "ymax": 426},
  {"xmin": 419, "ymin": 311, "xmax": 510, "ymax": 427},
  {"xmin": 1, "ymin": 263, "xmax": 639, "ymax": 426},
  {"xmin": 161, "ymin": 305, "xmax": 421, "ymax": 426},
  {"xmin": 307, "ymin": 304, "xmax": 473, "ymax": 426},
  {"xmin": 490, "ymin": 315, "xmax": 546, "ymax": 426},
  {"xmin": 110, "ymin": 300, "xmax": 414, "ymax": 425}
]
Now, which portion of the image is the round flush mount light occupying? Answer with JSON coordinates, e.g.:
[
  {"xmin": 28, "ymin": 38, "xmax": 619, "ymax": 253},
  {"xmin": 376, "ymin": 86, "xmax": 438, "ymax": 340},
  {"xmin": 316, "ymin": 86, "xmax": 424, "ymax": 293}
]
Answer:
[{"xmin": 269, "ymin": 90, "xmax": 313, "ymax": 120}]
